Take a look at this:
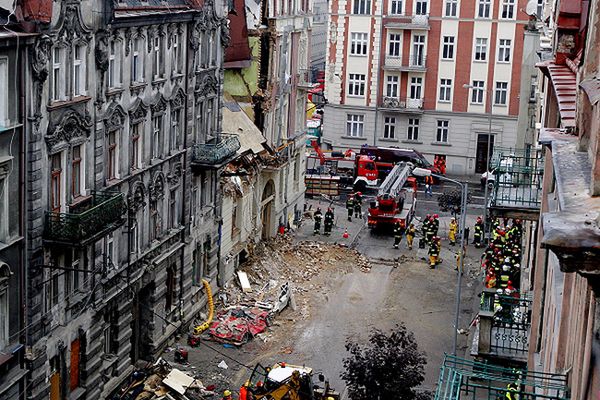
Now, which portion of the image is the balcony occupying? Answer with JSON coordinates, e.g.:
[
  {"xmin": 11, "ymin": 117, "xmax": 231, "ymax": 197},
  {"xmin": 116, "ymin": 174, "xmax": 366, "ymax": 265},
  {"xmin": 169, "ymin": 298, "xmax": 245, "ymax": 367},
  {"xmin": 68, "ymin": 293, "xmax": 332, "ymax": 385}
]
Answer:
[
  {"xmin": 296, "ymin": 69, "xmax": 316, "ymax": 90},
  {"xmin": 473, "ymin": 289, "xmax": 532, "ymax": 364},
  {"xmin": 435, "ymin": 355, "xmax": 569, "ymax": 400},
  {"xmin": 383, "ymin": 54, "xmax": 427, "ymax": 72},
  {"xmin": 380, "ymin": 96, "xmax": 423, "ymax": 112},
  {"xmin": 489, "ymin": 147, "xmax": 544, "ymax": 221},
  {"xmin": 384, "ymin": 13, "xmax": 430, "ymax": 30},
  {"xmin": 191, "ymin": 134, "xmax": 241, "ymax": 170},
  {"xmin": 44, "ymin": 191, "xmax": 126, "ymax": 246}
]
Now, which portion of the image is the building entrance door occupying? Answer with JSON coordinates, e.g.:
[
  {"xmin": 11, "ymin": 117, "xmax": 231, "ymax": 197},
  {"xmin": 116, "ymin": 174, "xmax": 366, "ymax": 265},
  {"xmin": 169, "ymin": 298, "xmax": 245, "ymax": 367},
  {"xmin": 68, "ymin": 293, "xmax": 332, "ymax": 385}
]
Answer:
[{"xmin": 476, "ymin": 133, "xmax": 494, "ymax": 173}]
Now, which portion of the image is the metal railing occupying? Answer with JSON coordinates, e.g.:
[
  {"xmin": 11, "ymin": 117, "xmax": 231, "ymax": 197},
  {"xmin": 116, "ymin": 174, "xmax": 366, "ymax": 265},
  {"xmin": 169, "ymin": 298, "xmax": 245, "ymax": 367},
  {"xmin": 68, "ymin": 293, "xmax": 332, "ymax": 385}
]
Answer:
[
  {"xmin": 489, "ymin": 147, "xmax": 544, "ymax": 209},
  {"xmin": 45, "ymin": 191, "xmax": 126, "ymax": 245},
  {"xmin": 297, "ymin": 69, "xmax": 314, "ymax": 88},
  {"xmin": 380, "ymin": 96, "xmax": 423, "ymax": 110},
  {"xmin": 384, "ymin": 54, "xmax": 427, "ymax": 69},
  {"xmin": 191, "ymin": 134, "xmax": 241, "ymax": 166},
  {"xmin": 435, "ymin": 355, "xmax": 570, "ymax": 400},
  {"xmin": 384, "ymin": 13, "xmax": 430, "ymax": 27}
]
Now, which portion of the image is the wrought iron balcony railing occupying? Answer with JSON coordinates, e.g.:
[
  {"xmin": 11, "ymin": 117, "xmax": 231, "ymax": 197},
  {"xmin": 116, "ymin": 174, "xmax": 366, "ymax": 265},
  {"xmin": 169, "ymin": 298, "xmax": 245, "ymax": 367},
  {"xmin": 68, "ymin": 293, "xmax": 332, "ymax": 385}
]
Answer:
[
  {"xmin": 44, "ymin": 191, "xmax": 126, "ymax": 246},
  {"xmin": 380, "ymin": 96, "xmax": 423, "ymax": 110},
  {"xmin": 191, "ymin": 134, "xmax": 241, "ymax": 168},
  {"xmin": 384, "ymin": 13, "xmax": 430, "ymax": 28},
  {"xmin": 384, "ymin": 54, "xmax": 427, "ymax": 70}
]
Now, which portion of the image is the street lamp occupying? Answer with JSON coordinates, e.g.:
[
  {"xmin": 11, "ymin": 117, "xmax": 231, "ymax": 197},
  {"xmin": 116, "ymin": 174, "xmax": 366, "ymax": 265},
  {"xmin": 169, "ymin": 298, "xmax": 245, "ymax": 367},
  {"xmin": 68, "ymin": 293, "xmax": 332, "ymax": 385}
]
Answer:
[
  {"xmin": 413, "ymin": 167, "xmax": 468, "ymax": 356},
  {"xmin": 463, "ymin": 83, "xmax": 493, "ymax": 241}
]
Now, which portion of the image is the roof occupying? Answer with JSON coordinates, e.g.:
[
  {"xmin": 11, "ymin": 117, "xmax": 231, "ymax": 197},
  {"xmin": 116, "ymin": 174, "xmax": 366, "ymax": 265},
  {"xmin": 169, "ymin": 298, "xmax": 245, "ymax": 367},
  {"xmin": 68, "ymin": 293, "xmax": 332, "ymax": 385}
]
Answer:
[
  {"xmin": 222, "ymin": 92, "xmax": 266, "ymax": 155},
  {"xmin": 537, "ymin": 60, "xmax": 577, "ymax": 129},
  {"xmin": 224, "ymin": 0, "xmax": 252, "ymax": 64}
]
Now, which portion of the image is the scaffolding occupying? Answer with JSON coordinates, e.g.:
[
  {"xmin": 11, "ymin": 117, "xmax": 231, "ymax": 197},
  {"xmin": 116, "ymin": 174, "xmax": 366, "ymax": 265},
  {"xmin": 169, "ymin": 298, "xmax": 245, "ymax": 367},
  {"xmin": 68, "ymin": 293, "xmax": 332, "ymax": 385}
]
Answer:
[
  {"xmin": 435, "ymin": 355, "xmax": 569, "ymax": 400},
  {"xmin": 489, "ymin": 147, "xmax": 544, "ymax": 214}
]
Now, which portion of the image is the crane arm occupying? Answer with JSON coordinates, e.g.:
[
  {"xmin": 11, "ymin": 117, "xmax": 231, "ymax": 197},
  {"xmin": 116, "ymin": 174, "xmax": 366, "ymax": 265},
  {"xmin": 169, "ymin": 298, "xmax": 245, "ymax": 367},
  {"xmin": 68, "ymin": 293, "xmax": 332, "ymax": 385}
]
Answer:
[
  {"xmin": 311, "ymin": 139, "xmax": 326, "ymax": 165},
  {"xmin": 378, "ymin": 162, "xmax": 413, "ymax": 197}
]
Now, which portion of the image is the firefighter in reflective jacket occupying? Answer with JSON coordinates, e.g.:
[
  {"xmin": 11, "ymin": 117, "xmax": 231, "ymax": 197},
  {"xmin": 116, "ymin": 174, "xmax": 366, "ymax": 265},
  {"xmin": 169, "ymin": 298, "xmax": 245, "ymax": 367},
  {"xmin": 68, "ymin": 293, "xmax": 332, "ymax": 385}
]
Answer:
[
  {"xmin": 431, "ymin": 214, "xmax": 440, "ymax": 236},
  {"xmin": 324, "ymin": 208, "xmax": 334, "ymax": 235},
  {"xmin": 406, "ymin": 223, "xmax": 416, "ymax": 250},
  {"xmin": 313, "ymin": 208, "xmax": 323, "ymax": 235},
  {"xmin": 473, "ymin": 216, "xmax": 484, "ymax": 248},
  {"xmin": 393, "ymin": 221, "xmax": 405, "ymax": 249},
  {"xmin": 425, "ymin": 217, "xmax": 435, "ymax": 245},
  {"xmin": 505, "ymin": 382, "xmax": 520, "ymax": 400},
  {"xmin": 428, "ymin": 237, "xmax": 441, "ymax": 268},
  {"xmin": 448, "ymin": 217, "xmax": 458, "ymax": 246},
  {"xmin": 346, "ymin": 196, "xmax": 354, "ymax": 221}
]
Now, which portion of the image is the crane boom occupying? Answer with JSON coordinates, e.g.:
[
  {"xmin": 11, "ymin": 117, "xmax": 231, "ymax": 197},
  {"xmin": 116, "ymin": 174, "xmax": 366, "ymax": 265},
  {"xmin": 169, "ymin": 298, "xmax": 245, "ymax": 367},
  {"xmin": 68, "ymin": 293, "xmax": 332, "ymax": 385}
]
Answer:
[{"xmin": 378, "ymin": 162, "xmax": 413, "ymax": 197}]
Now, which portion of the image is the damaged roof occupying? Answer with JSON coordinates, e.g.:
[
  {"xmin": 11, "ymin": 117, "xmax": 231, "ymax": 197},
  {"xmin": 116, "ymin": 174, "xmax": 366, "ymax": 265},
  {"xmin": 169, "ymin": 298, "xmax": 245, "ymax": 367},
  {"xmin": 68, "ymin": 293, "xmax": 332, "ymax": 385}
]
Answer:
[
  {"xmin": 537, "ymin": 60, "xmax": 577, "ymax": 129},
  {"xmin": 222, "ymin": 92, "xmax": 266, "ymax": 155}
]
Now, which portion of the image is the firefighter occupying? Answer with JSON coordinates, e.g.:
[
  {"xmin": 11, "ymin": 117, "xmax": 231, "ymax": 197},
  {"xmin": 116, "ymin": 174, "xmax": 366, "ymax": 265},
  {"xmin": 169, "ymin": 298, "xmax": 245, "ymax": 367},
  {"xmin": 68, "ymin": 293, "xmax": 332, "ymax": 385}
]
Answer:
[
  {"xmin": 346, "ymin": 195, "xmax": 354, "ymax": 221},
  {"xmin": 354, "ymin": 197, "xmax": 362, "ymax": 219},
  {"xmin": 448, "ymin": 217, "xmax": 458, "ymax": 246},
  {"xmin": 239, "ymin": 382, "xmax": 250, "ymax": 400},
  {"xmin": 393, "ymin": 221, "xmax": 405, "ymax": 249},
  {"xmin": 500, "ymin": 264, "xmax": 511, "ymax": 289},
  {"xmin": 473, "ymin": 216, "xmax": 484, "ymax": 248},
  {"xmin": 406, "ymin": 223, "xmax": 416, "ymax": 250},
  {"xmin": 222, "ymin": 390, "xmax": 233, "ymax": 400},
  {"xmin": 425, "ymin": 216, "xmax": 435, "ymax": 245},
  {"xmin": 422, "ymin": 214, "xmax": 431, "ymax": 237},
  {"xmin": 455, "ymin": 244, "xmax": 466, "ymax": 274},
  {"xmin": 424, "ymin": 174, "xmax": 434, "ymax": 196},
  {"xmin": 428, "ymin": 237, "xmax": 440, "ymax": 269},
  {"xmin": 313, "ymin": 208, "xmax": 323, "ymax": 235},
  {"xmin": 324, "ymin": 208, "xmax": 334, "ymax": 235},
  {"xmin": 432, "ymin": 214, "xmax": 440, "ymax": 236}
]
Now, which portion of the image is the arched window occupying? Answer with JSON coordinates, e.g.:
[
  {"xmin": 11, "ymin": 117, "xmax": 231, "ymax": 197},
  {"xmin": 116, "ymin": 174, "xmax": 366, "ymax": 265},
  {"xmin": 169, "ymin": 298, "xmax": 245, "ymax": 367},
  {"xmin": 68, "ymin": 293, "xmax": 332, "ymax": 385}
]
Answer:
[{"xmin": 0, "ymin": 262, "xmax": 12, "ymax": 349}]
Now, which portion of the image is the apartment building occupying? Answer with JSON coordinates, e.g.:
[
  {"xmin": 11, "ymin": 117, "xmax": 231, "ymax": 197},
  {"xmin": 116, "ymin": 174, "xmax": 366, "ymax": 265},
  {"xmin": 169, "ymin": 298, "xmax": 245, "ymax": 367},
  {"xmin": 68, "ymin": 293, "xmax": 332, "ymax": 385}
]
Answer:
[
  {"xmin": 527, "ymin": 0, "xmax": 600, "ymax": 398},
  {"xmin": 18, "ymin": 0, "xmax": 234, "ymax": 398},
  {"xmin": 323, "ymin": 0, "xmax": 539, "ymax": 175},
  {"xmin": 311, "ymin": 0, "xmax": 328, "ymax": 75}
]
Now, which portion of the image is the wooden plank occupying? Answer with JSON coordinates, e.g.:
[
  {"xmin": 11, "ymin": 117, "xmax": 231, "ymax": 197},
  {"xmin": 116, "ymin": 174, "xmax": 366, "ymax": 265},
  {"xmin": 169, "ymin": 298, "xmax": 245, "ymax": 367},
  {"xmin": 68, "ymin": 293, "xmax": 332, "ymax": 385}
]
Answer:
[{"xmin": 237, "ymin": 270, "xmax": 252, "ymax": 292}]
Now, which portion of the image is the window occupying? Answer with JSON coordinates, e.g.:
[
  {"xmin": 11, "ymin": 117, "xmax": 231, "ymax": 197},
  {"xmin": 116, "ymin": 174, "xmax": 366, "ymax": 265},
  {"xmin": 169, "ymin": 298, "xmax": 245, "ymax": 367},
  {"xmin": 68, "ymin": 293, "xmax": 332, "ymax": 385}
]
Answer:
[
  {"xmin": 150, "ymin": 199, "xmax": 159, "ymax": 241},
  {"xmin": 0, "ymin": 58, "xmax": 7, "ymax": 126},
  {"xmin": 170, "ymin": 110, "xmax": 181, "ymax": 151},
  {"xmin": 436, "ymin": 120, "xmax": 449, "ymax": 143},
  {"xmin": 350, "ymin": 33, "xmax": 368, "ymax": 55},
  {"xmin": 0, "ymin": 174, "xmax": 8, "ymax": 242},
  {"xmin": 71, "ymin": 145, "xmax": 82, "ymax": 199},
  {"xmin": 169, "ymin": 189, "xmax": 178, "ymax": 228},
  {"xmin": 529, "ymin": 75, "xmax": 538, "ymax": 101},
  {"xmin": 407, "ymin": 118, "xmax": 419, "ymax": 141},
  {"xmin": 107, "ymin": 131, "xmax": 118, "ymax": 180},
  {"xmin": 51, "ymin": 153, "xmax": 63, "ymax": 213},
  {"xmin": 415, "ymin": 0, "xmax": 427, "ymax": 14},
  {"xmin": 52, "ymin": 47, "xmax": 64, "ymax": 101},
  {"xmin": 131, "ymin": 123, "xmax": 141, "ymax": 170},
  {"xmin": 386, "ymin": 75, "xmax": 399, "ymax": 97},
  {"xmin": 498, "ymin": 39, "xmax": 512, "ymax": 62},
  {"xmin": 411, "ymin": 35, "xmax": 425, "ymax": 66},
  {"xmin": 130, "ymin": 220, "xmax": 140, "ymax": 254},
  {"xmin": 153, "ymin": 36, "xmax": 162, "ymax": 79},
  {"xmin": 72, "ymin": 45, "xmax": 85, "ymax": 96},
  {"xmin": 474, "ymin": 38, "xmax": 487, "ymax": 61},
  {"xmin": 444, "ymin": 0, "xmax": 458, "ymax": 16},
  {"xmin": 108, "ymin": 41, "xmax": 121, "ymax": 88},
  {"xmin": 103, "ymin": 309, "xmax": 118, "ymax": 355},
  {"xmin": 439, "ymin": 78, "xmax": 452, "ymax": 102},
  {"xmin": 477, "ymin": 0, "xmax": 490, "ymax": 17},
  {"xmin": 471, "ymin": 80, "xmax": 485, "ymax": 103},
  {"xmin": 206, "ymin": 99, "xmax": 214, "ymax": 137},
  {"xmin": 132, "ymin": 37, "xmax": 144, "ymax": 83},
  {"xmin": 495, "ymin": 81, "xmax": 508, "ymax": 105},
  {"xmin": 383, "ymin": 117, "xmax": 396, "ymax": 139},
  {"xmin": 152, "ymin": 116, "xmax": 162, "ymax": 159},
  {"xmin": 195, "ymin": 100, "xmax": 204, "ymax": 142},
  {"xmin": 0, "ymin": 264, "xmax": 9, "ymax": 349},
  {"xmin": 353, "ymin": 0, "xmax": 371, "ymax": 14},
  {"xmin": 442, "ymin": 36, "xmax": 455, "ymax": 59},
  {"xmin": 165, "ymin": 265, "xmax": 175, "ymax": 311},
  {"xmin": 410, "ymin": 77, "xmax": 422, "ymax": 99},
  {"xmin": 536, "ymin": 0, "xmax": 544, "ymax": 18},
  {"xmin": 346, "ymin": 114, "xmax": 364, "ymax": 137},
  {"xmin": 388, "ymin": 34, "xmax": 402, "ymax": 57},
  {"xmin": 172, "ymin": 33, "xmax": 182, "ymax": 74},
  {"xmin": 501, "ymin": 0, "xmax": 515, "ymax": 18},
  {"xmin": 390, "ymin": 0, "xmax": 403, "ymax": 14},
  {"xmin": 348, "ymin": 74, "xmax": 366, "ymax": 96}
]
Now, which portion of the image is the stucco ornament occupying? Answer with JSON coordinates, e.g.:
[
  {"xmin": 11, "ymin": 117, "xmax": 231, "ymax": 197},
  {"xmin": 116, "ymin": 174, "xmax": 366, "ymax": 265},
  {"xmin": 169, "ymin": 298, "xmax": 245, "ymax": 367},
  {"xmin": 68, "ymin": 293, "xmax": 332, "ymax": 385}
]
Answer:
[
  {"xmin": 45, "ymin": 110, "xmax": 93, "ymax": 152},
  {"xmin": 329, "ymin": 21, "xmax": 338, "ymax": 43},
  {"xmin": 170, "ymin": 88, "xmax": 186, "ymax": 110},
  {"xmin": 149, "ymin": 173, "xmax": 166, "ymax": 201},
  {"xmin": 195, "ymin": 73, "xmax": 218, "ymax": 97},
  {"xmin": 129, "ymin": 98, "xmax": 149, "ymax": 124},
  {"xmin": 104, "ymin": 104, "xmax": 127, "ymax": 133},
  {"xmin": 151, "ymin": 94, "xmax": 169, "ymax": 114},
  {"xmin": 30, "ymin": 35, "xmax": 52, "ymax": 131},
  {"xmin": 167, "ymin": 163, "xmax": 183, "ymax": 186},
  {"xmin": 54, "ymin": 3, "xmax": 92, "ymax": 44},
  {"xmin": 128, "ymin": 182, "xmax": 146, "ymax": 213},
  {"xmin": 220, "ymin": 18, "xmax": 231, "ymax": 48}
]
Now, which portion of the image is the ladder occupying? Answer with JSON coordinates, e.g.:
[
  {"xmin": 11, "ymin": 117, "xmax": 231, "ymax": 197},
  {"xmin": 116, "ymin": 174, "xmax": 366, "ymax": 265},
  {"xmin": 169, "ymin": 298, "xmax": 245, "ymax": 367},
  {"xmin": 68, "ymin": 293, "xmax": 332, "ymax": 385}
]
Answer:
[{"xmin": 378, "ymin": 162, "xmax": 413, "ymax": 197}]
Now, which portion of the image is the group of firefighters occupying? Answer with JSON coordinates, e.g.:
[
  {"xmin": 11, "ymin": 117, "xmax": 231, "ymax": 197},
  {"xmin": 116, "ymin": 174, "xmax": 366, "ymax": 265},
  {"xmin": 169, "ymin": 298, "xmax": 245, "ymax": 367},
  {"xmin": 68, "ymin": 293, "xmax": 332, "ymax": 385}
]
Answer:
[
  {"xmin": 312, "ymin": 192, "xmax": 364, "ymax": 236},
  {"xmin": 482, "ymin": 218, "xmax": 524, "ymax": 296}
]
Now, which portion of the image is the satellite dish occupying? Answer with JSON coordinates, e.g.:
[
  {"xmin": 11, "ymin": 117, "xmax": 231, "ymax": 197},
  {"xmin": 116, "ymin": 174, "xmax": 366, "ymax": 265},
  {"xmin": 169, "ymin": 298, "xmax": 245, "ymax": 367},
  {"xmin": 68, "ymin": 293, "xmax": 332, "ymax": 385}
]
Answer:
[{"xmin": 525, "ymin": 0, "xmax": 538, "ymax": 16}]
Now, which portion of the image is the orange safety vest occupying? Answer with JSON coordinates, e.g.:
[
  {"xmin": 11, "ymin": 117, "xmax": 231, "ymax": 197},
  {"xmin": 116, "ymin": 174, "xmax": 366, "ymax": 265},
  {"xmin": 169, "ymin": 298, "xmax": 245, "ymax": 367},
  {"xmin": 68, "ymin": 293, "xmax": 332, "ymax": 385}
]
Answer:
[{"xmin": 425, "ymin": 175, "xmax": 433, "ymax": 184}]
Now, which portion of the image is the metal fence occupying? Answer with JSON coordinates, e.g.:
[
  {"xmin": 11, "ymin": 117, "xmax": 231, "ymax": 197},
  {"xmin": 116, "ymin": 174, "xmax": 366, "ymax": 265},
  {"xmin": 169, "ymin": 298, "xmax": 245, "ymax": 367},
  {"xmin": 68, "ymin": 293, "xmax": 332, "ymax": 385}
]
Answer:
[
  {"xmin": 489, "ymin": 147, "xmax": 544, "ymax": 209},
  {"xmin": 435, "ymin": 355, "xmax": 570, "ymax": 400},
  {"xmin": 380, "ymin": 96, "xmax": 424, "ymax": 109},
  {"xmin": 191, "ymin": 134, "xmax": 241, "ymax": 166},
  {"xmin": 384, "ymin": 54, "xmax": 427, "ymax": 69},
  {"xmin": 45, "ymin": 191, "xmax": 125, "ymax": 245}
]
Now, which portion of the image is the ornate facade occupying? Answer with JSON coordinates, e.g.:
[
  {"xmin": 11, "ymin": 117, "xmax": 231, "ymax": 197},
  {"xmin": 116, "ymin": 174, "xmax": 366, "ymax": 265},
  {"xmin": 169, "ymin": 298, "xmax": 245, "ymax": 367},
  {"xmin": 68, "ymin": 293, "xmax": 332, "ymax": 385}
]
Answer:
[{"xmin": 22, "ymin": 0, "xmax": 231, "ymax": 399}]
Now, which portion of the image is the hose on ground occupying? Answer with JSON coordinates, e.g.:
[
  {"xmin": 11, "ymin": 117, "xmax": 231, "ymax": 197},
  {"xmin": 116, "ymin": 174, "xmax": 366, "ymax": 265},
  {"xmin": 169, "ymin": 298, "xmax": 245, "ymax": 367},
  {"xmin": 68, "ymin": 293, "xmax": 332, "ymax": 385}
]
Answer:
[{"xmin": 193, "ymin": 279, "xmax": 214, "ymax": 335}]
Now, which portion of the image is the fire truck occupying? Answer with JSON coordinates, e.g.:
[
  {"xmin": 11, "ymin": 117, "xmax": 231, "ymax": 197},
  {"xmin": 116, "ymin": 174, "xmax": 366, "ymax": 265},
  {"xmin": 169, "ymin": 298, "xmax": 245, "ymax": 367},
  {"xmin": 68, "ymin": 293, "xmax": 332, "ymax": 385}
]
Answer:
[{"xmin": 367, "ymin": 162, "xmax": 417, "ymax": 229}]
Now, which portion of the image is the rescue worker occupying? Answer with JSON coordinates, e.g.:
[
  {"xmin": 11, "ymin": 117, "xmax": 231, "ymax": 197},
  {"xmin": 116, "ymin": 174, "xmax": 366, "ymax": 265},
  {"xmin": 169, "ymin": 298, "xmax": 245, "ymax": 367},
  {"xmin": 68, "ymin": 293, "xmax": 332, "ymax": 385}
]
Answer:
[
  {"xmin": 324, "ymin": 208, "xmax": 334, "ymax": 236},
  {"xmin": 505, "ymin": 382, "xmax": 519, "ymax": 400},
  {"xmin": 455, "ymin": 244, "xmax": 466, "ymax": 274},
  {"xmin": 428, "ymin": 237, "xmax": 440, "ymax": 269},
  {"xmin": 448, "ymin": 217, "xmax": 458, "ymax": 246},
  {"xmin": 354, "ymin": 197, "xmax": 362, "ymax": 219},
  {"xmin": 393, "ymin": 221, "xmax": 405, "ymax": 249},
  {"xmin": 346, "ymin": 195, "xmax": 354, "ymax": 221},
  {"xmin": 239, "ymin": 382, "xmax": 250, "ymax": 400},
  {"xmin": 222, "ymin": 390, "xmax": 233, "ymax": 400},
  {"xmin": 313, "ymin": 208, "xmax": 323, "ymax": 235},
  {"xmin": 473, "ymin": 216, "xmax": 484, "ymax": 248},
  {"xmin": 500, "ymin": 264, "xmax": 511, "ymax": 289},
  {"xmin": 406, "ymin": 223, "xmax": 416, "ymax": 250},
  {"xmin": 425, "ymin": 216, "xmax": 435, "ymax": 245},
  {"xmin": 422, "ymin": 214, "xmax": 431, "ymax": 238},
  {"xmin": 424, "ymin": 175, "xmax": 434, "ymax": 197},
  {"xmin": 431, "ymin": 214, "xmax": 440, "ymax": 236}
]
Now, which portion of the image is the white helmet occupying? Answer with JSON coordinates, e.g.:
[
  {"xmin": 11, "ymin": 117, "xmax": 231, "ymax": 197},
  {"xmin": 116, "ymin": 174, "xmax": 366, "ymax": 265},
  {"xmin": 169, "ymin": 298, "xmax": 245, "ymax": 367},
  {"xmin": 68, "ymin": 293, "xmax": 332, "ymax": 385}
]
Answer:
[{"xmin": 503, "ymin": 265, "xmax": 511, "ymax": 272}]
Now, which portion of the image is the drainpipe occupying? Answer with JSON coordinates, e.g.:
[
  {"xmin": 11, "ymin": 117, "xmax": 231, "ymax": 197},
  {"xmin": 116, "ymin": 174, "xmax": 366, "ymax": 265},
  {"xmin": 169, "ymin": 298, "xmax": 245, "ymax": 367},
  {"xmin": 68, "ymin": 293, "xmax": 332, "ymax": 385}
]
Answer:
[
  {"xmin": 19, "ymin": 35, "xmax": 27, "ymax": 357},
  {"xmin": 372, "ymin": 12, "xmax": 384, "ymax": 147}
]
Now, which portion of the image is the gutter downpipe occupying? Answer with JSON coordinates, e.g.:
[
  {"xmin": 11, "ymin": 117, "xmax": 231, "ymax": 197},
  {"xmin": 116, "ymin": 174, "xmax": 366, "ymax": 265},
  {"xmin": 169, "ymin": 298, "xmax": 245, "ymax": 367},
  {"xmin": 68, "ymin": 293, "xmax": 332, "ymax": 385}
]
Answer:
[{"xmin": 373, "ymin": 11, "xmax": 384, "ymax": 147}]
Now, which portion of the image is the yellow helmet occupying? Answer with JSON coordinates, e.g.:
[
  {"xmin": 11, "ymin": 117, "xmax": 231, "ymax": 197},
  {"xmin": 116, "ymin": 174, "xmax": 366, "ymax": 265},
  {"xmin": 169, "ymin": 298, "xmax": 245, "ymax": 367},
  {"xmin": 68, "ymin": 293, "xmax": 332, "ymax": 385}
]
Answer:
[
  {"xmin": 327, "ymin": 397, "xmax": 335, "ymax": 400},
  {"xmin": 224, "ymin": 390, "xmax": 232, "ymax": 396},
  {"xmin": 244, "ymin": 381, "xmax": 251, "ymax": 387}
]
